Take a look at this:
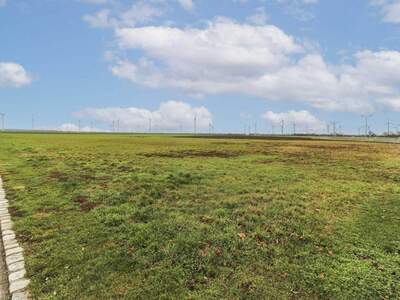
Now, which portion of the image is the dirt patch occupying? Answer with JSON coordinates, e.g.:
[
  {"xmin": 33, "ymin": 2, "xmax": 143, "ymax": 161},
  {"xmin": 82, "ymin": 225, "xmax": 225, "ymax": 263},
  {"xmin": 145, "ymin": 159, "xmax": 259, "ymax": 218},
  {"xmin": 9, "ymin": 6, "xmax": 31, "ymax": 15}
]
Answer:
[
  {"xmin": 142, "ymin": 150, "xmax": 241, "ymax": 158},
  {"xmin": 8, "ymin": 206, "xmax": 25, "ymax": 217},
  {"xmin": 73, "ymin": 195, "xmax": 97, "ymax": 212},
  {"xmin": 49, "ymin": 170, "xmax": 69, "ymax": 182},
  {"xmin": 98, "ymin": 182, "xmax": 108, "ymax": 189},
  {"xmin": 80, "ymin": 173, "xmax": 96, "ymax": 182}
]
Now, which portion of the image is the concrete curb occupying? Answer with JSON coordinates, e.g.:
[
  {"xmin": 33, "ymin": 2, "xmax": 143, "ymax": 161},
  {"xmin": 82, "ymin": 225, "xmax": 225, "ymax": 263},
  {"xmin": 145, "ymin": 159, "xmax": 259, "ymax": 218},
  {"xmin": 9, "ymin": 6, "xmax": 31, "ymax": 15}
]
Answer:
[{"xmin": 0, "ymin": 177, "xmax": 29, "ymax": 300}]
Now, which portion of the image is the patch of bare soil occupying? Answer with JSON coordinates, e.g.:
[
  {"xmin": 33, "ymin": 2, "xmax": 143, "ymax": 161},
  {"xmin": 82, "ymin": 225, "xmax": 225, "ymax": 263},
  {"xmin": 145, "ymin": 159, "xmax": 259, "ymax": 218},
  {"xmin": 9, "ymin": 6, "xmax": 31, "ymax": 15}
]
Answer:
[
  {"xmin": 142, "ymin": 150, "xmax": 242, "ymax": 158},
  {"xmin": 48, "ymin": 170, "xmax": 69, "ymax": 182},
  {"xmin": 73, "ymin": 195, "xmax": 97, "ymax": 212}
]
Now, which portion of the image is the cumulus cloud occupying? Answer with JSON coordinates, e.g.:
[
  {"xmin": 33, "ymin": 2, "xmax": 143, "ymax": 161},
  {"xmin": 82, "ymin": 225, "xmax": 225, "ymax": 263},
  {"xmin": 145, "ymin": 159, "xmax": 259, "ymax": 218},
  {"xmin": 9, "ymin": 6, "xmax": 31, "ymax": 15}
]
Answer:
[
  {"xmin": 83, "ymin": 1, "xmax": 164, "ymax": 28},
  {"xmin": 74, "ymin": 100, "xmax": 213, "ymax": 132},
  {"xmin": 275, "ymin": 0, "xmax": 319, "ymax": 21},
  {"xmin": 112, "ymin": 18, "xmax": 302, "ymax": 91},
  {"xmin": 108, "ymin": 19, "xmax": 400, "ymax": 113},
  {"xmin": 0, "ymin": 62, "xmax": 32, "ymax": 88},
  {"xmin": 83, "ymin": 9, "xmax": 111, "ymax": 28},
  {"xmin": 262, "ymin": 110, "xmax": 323, "ymax": 128},
  {"xmin": 370, "ymin": 0, "xmax": 400, "ymax": 23},
  {"xmin": 120, "ymin": 1, "xmax": 163, "ymax": 27},
  {"xmin": 56, "ymin": 123, "xmax": 102, "ymax": 132},
  {"xmin": 39, "ymin": 123, "xmax": 105, "ymax": 132},
  {"xmin": 247, "ymin": 7, "xmax": 268, "ymax": 25}
]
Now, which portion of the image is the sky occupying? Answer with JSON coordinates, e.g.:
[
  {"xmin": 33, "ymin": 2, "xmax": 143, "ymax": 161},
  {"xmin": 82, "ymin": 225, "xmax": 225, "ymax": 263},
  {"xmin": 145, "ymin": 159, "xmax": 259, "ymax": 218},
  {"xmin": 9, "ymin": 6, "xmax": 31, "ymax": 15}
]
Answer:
[{"xmin": 1, "ymin": 0, "xmax": 400, "ymax": 134}]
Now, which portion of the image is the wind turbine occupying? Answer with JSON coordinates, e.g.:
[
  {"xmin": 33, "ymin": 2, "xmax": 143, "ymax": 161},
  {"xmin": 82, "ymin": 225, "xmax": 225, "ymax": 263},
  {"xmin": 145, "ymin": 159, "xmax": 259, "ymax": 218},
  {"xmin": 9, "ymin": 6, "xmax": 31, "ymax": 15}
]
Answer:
[
  {"xmin": 331, "ymin": 121, "xmax": 337, "ymax": 136},
  {"xmin": 0, "ymin": 113, "xmax": 5, "ymax": 131},
  {"xmin": 148, "ymin": 118, "xmax": 152, "ymax": 133},
  {"xmin": 209, "ymin": 122, "xmax": 214, "ymax": 134},
  {"xmin": 361, "ymin": 114, "xmax": 373, "ymax": 136},
  {"xmin": 385, "ymin": 120, "xmax": 396, "ymax": 136}
]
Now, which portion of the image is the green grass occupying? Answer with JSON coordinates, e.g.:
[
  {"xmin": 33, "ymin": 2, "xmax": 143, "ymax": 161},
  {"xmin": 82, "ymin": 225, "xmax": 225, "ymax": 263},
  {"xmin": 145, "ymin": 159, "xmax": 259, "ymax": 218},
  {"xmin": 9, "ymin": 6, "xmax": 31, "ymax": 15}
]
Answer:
[{"xmin": 0, "ymin": 133, "xmax": 399, "ymax": 299}]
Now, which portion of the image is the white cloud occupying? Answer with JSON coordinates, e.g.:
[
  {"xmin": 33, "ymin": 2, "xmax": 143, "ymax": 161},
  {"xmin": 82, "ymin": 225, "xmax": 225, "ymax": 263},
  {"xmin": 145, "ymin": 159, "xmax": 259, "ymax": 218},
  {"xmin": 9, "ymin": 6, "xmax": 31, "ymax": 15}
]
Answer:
[
  {"xmin": 75, "ymin": 100, "xmax": 213, "ymax": 132},
  {"xmin": 247, "ymin": 7, "xmax": 268, "ymax": 25},
  {"xmin": 40, "ymin": 123, "xmax": 105, "ymax": 132},
  {"xmin": 378, "ymin": 98, "xmax": 400, "ymax": 111},
  {"xmin": 56, "ymin": 123, "xmax": 101, "ymax": 132},
  {"xmin": 301, "ymin": 0, "xmax": 319, "ymax": 4},
  {"xmin": 275, "ymin": 0, "xmax": 319, "ymax": 21},
  {"xmin": 0, "ymin": 62, "xmax": 32, "ymax": 88},
  {"xmin": 371, "ymin": 0, "xmax": 400, "ymax": 23},
  {"xmin": 83, "ymin": 9, "xmax": 111, "ymax": 28},
  {"xmin": 177, "ymin": 0, "xmax": 194, "ymax": 11},
  {"xmin": 59, "ymin": 123, "xmax": 80, "ymax": 131},
  {"xmin": 109, "ymin": 19, "xmax": 400, "ymax": 113},
  {"xmin": 262, "ymin": 110, "xmax": 322, "ymax": 126},
  {"xmin": 113, "ymin": 18, "xmax": 302, "ymax": 92},
  {"xmin": 83, "ymin": 1, "xmax": 164, "ymax": 28},
  {"xmin": 262, "ymin": 110, "xmax": 326, "ymax": 133},
  {"xmin": 80, "ymin": 0, "xmax": 109, "ymax": 4},
  {"xmin": 120, "ymin": 1, "xmax": 163, "ymax": 27},
  {"xmin": 277, "ymin": 0, "xmax": 318, "ymax": 4},
  {"xmin": 232, "ymin": 0, "xmax": 318, "ymax": 20}
]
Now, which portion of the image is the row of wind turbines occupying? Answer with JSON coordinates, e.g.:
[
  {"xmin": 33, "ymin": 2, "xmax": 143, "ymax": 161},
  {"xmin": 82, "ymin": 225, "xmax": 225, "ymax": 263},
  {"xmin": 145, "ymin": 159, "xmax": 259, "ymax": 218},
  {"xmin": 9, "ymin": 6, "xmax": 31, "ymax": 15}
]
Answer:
[{"xmin": 0, "ymin": 112, "xmax": 399, "ymax": 136}]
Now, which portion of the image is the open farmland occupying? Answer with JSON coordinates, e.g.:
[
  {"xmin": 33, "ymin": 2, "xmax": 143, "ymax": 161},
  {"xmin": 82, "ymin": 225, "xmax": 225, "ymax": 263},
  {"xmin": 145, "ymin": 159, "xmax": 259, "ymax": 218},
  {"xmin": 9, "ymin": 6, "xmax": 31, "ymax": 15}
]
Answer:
[{"xmin": 0, "ymin": 133, "xmax": 399, "ymax": 299}]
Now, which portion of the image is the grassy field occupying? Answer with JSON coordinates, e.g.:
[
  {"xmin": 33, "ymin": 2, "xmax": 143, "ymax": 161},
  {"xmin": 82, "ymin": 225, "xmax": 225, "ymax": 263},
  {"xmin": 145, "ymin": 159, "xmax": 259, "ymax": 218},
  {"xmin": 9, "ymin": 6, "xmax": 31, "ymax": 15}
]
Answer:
[{"xmin": 0, "ymin": 133, "xmax": 399, "ymax": 299}]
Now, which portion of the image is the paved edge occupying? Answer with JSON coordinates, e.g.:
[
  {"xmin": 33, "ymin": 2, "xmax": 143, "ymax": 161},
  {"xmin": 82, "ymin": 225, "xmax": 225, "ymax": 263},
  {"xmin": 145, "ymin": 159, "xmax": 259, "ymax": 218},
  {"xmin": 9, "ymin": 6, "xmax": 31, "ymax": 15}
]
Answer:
[{"xmin": 0, "ymin": 177, "xmax": 30, "ymax": 300}]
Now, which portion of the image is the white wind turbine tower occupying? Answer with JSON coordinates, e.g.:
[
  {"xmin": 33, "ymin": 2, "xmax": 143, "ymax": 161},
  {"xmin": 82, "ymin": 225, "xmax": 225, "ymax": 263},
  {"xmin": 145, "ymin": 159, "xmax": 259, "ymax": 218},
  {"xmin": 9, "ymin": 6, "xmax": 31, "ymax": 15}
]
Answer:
[
  {"xmin": 385, "ymin": 120, "xmax": 395, "ymax": 136},
  {"xmin": 331, "ymin": 121, "xmax": 337, "ymax": 136},
  {"xmin": 209, "ymin": 122, "xmax": 214, "ymax": 134},
  {"xmin": 361, "ymin": 114, "xmax": 373, "ymax": 136},
  {"xmin": 0, "ymin": 113, "xmax": 5, "ymax": 131},
  {"xmin": 148, "ymin": 118, "xmax": 152, "ymax": 133}
]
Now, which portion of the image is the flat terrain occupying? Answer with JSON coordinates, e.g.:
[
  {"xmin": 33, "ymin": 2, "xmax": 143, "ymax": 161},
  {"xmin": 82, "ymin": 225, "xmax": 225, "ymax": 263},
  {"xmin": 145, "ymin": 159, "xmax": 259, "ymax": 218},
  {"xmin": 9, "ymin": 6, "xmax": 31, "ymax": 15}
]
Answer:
[{"xmin": 0, "ymin": 133, "xmax": 399, "ymax": 299}]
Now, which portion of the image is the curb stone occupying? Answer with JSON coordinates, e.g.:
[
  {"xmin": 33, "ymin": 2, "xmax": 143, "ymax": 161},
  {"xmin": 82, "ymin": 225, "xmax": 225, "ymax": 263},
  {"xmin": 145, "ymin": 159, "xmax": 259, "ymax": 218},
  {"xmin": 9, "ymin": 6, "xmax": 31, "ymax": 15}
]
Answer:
[{"xmin": 0, "ymin": 177, "xmax": 30, "ymax": 299}]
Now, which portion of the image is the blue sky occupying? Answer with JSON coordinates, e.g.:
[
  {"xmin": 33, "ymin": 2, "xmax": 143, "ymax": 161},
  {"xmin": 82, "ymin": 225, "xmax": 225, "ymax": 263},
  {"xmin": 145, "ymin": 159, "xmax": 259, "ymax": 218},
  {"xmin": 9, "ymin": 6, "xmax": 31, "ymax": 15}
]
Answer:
[{"xmin": 1, "ymin": 0, "xmax": 400, "ymax": 134}]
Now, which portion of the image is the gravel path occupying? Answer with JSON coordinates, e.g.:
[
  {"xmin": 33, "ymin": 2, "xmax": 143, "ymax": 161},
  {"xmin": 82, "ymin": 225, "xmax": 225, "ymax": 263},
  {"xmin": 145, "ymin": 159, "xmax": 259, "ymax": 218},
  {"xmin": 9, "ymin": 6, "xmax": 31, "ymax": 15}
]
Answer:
[
  {"xmin": 0, "ymin": 177, "xmax": 29, "ymax": 299},
  {"xmin": 0, "ymin": 236, "xmax": 8, "ymax": 300}
]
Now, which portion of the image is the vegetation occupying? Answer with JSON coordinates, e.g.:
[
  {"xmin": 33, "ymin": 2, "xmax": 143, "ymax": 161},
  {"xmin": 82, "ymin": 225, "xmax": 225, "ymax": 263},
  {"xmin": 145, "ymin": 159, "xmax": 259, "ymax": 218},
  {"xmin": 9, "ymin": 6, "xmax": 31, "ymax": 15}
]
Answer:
[{"xmin": 0, "ymin": 133, "xmax": 399, "ymax": 299}]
